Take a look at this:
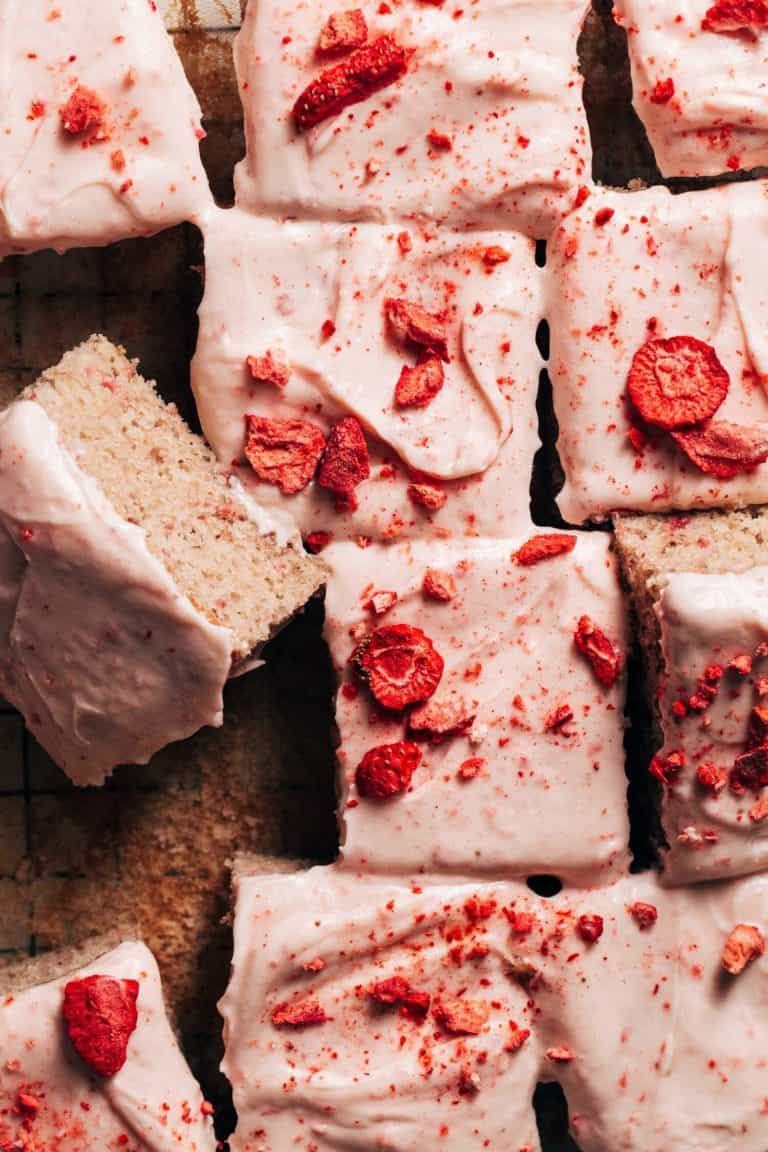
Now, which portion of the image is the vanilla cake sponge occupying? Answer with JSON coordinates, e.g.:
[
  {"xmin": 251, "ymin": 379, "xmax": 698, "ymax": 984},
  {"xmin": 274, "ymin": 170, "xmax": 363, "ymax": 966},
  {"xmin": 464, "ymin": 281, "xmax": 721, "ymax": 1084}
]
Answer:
[
  {"xmin": 192, "ymin": 209, "xmax": 543, "ymax": 544},
  {"xmin": 0, "ymin": 0, "xmax": 211, "ymax": 256},
  {"xmin": 0, "ymin": 937, "xmax": 215, "ymax": 1152},
  {"xmin": 221, "ymin": 862, "xmax": 768, "ymax": 1152},
  {"xmin": 0, "ymin": 336, "xmax": 322, "ymax": 785},
  {"xmin": 614, "ymin": 0, "xmax": 768, "ymax": 179},
  {"xmin": 323, "ymin": 530, "xmax": 630, "ymax": 882},
  {"xmin": 233, "ymin": 0, "xmax": 592, "ymax": 238},
  {"xmin": 615, "ymin": 508, "xmax": 768, "ymax": 883},
  {"xmin": 548, "ymin": 181, "xmax": 768, "ymax": 524}
]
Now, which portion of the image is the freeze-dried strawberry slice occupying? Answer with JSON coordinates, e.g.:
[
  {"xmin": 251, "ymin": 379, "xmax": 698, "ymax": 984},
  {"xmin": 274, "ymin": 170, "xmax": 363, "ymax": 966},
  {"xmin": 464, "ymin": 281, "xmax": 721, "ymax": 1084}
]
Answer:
[
  {"xmin": 628, "ymin": 902, "xmax": 658, "ymax": 930},
  {"xmin": 730, "ymin": 746, "xmax": 768, "ymax": 793},
  {"xmin": 318, "ymin": 8, "xmax": 368, "ymax": 55},
  {"xmin": 722, "ymin": 923, "xmax": 765, "ymax": 975},
  {"xmin": 247, "ymin": 351, "xmax": 291, "ymax": 389},
  {"xmin": 671, "ymin": 421, "xmax": 768, "ymax": 479},
  {"xmin": 385, "ymin": 298, "xmax": 450, "ymax": 362},
  {"xmin": 627, "ymin": 336, "xmax": 729, "ymax": 430},
  {"xmin": 271, "ymin": 997, "xmax": 330, "ymax": 1027},
  {"xmin": 244, "ymin": 415, "xmax": 326, "ymax": 494},
  {"xmin": 703, "ymin": 0, "xmax": 768, "ymax": 36},
  {"xmin": 317, "ymin": 416, "xmax": 370, "ymax": 497},
  {"xmin": 434, "ymin": 998, "xmax": 490, "ymax": 1036},
  {"xmin": 369, "ymin": 976, "xmax": 431, "ymax": 1017},
  {"xmin": 574, "ymin": 616, "xmax": 622, "ymax": 688},
  {"xmin": 408, "ymin": 482, "xmax": 447, "ymax": 510},
  {"xmin": 63, "ymin": 975, "xmax": 139, "ymax": 1078},
  {"xmin": 514, "ymin": 533, "xmax": 577, "ymax": 566},
  {"xmin": 408, "ymin": 695, "xmax": 475, "ymax": 742},
  {"xmin": 356, "ymin": 741, "xmax": 421, "ymax": 799},
  {"xmin": 576, "ymin": 914, "xmax": 604, "ymax": 943},
  {"xmin": 395, "ymin": 355, "xmax": 445, "ymax": 409},
  {"xmin": 422, "ymin": 568, "xmax": 456, "ymax": 602},
  {"xmin": 293, "ymin": 34, "xmax": 409, "ymax": 131},
  {"xmin": 354, "ymin": 624, "xmax": 444, "ymax": 709},
  {"xmin": 60, "ymin": 85, "xmax": 107, "ymax": 139}
]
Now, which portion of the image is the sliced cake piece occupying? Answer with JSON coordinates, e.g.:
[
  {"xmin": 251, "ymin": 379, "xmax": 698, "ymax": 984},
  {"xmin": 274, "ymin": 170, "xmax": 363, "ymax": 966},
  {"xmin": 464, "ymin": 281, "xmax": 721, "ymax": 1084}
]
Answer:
[
  {"xmin": 192, "ymin": 208, "xmax": 543, "ymax": 544},
  {"xmin": 0, "ymin": 936, "xmax": 216, "ymax": 1151},
  {"xmin": 0, "ymin": 0, "xmax": 211, "ymax": 256},
  {"xmin": 615, "ymin": 508, "xmax": 768, "ymax": 883},
  {"xmin": 233, "ymin": 0, "xmax": 592, "ymax": 237},
  {"xmin": 614, "ymin": 0, "xmax": 768, "ymax": 179},
  {"xmin": 549, "ymin": 181, "xmax": 768, "ymax": 524},
  {"xmin": 322, "ymin": 530, "xmax": 630, "ymax": 882},
  {"xmin": 0, "ymin": 335, "xmax": 323, "ymax": 785}
]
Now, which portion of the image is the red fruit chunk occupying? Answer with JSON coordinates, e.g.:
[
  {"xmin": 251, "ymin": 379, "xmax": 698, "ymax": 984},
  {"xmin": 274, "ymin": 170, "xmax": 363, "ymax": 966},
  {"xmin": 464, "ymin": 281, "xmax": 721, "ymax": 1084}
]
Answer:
[
  {"xmin": 505, "ymin": 1024, "xmax": 531, "ymax": 1053},
  {"xmin": 649, "ymin": 750, "xmax": 686, "ymax": 786},
  {"xmin": 545, "ymin": 703, "xmax": 574, "ymax": 732},
  {"xmin": 703, "ymin": 0, "xmax": 768, "ymax": 36},
  {"xmin": 354, "ymin": 623, "xmax": 443, "ymax": 709},
  {"xmin": 408, "ymin": 482, "xmax": 447, "ymax": 510},
  {"xmin": 369, "ymin": 976, "xmax": 430, "ymax": 1017},
  {"xmin": 293, "ymin": 34, "xmax": 408, "ymax": 131},
  {"xmin": 434, "ymin": 998, "xmax": 490, "ymax": 1036},
  {"xmin": 318, "ymin": 8, "xmax": 368, "ymax": 55},
  {"xmin": 305, "ymin": 530, "xmax": 332, "ymax": 554},
  {"xmin": 271, "ymin": 997, "xmax": 330, "ymax": 1027},
  {"xmin": 574, "ymin": 616, "xmax": 622, "ymax": 688},
  {"xmin": 356, "ymin": 741, "xmax": 422, "ymax": 799},
  {"xmin": 317, "ymin": 416, "xmax": 370, "ymax": 497},
  {"xmin": 696, "ymin": 762, "xmax": 728, "ymax": 795},
  {"xmin": 60, "ymin": 85, "xmax": 107, "ymax": 138},
  {"xmin": 385, "ymin": 297, "xmax": 450, "ymax": 362},
  {"xmin": 651, "ymin": 78, "xmax": 675, "ymax": 104},
  {"xmin": 244, "ymin": 415, "xmax": 325, "ymax": 494},
  {"xmin": 458, "ymin": 756, "xmax": 485, "ymax": 780},
  {"xmin": 627, "ymin": 336, "xmax": 730, "ymax": 430},
  {"xmin": 395, "ymin": 355, "xmax": 445, "ymax": 409},
  {"xmin": 63, "ymin": 976, "xmax": 139, "ymax": 1078},
  {"xmin": 366, "ymin": 589, "xmax": 398, "ymax": 616},
  {"xmin": 671, "ymin": 421, "xmax": 768, "ymax": 479},
  {"xmin": 482, "ymin": 245, "xmax": 511, "ymax": 267},
  {"xmin": 546, "ymin": 1046, "xmax": 574, "ymax": 1063},
  {"xmin": 422, "ymin": 567, "xmax": 456, "ymax": 602},
  {"xmin": 730, "ymin": 746, "xmax": 768, "ymax": 793},
  {"xmin": 247, "ymin": 351, "xmax": 291, "ymax": 389},
  {"xmin": 576, "ymin": 914, "xmax": 604, "ymax": 943},
  {"xmin": 748, "ymin": 705, "xmax": 768, "ymax": 750},
  {"xmin": 628, "ymin": 902, "xmax": 658, "ymax": 930},
  {"xmin": 514, "ymin": 533, "xmax": 577, "ymax": 566},
  {"xmin": 408, "ymin": 695, "xmax": 475, "ymax": 742},
  {"xmin": 722, "ymin": 923, "xmax": 765, "ymax": 975}
]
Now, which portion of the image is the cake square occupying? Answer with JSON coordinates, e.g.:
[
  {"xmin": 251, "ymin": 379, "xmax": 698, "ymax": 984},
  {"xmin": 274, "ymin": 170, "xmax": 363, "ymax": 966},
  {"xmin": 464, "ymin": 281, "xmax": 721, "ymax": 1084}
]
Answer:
[
  {"xmin": 232, "ymin": 0, "xmax": 592, "ymax": 237},
  {"xmin": 192, "ymin": 208, "xmax": 543, "ymax": 544},
  {"xmin": 548, "ymin": 181, "xmax": 768, "ymax": 524},
  {"xmin": 616, "ymin": 508, "xmax": 768, "ymax": 884},
  {"xmin": 0, "ymin": 0, "xmax": 211, "ymax": 256},
  {"xmin": 323, "ymin": 529, "xmax": 630, "ymax": 881},
  {"xmin": 614, "ymin": 0, "xmax": 768, "ymax": 179}
]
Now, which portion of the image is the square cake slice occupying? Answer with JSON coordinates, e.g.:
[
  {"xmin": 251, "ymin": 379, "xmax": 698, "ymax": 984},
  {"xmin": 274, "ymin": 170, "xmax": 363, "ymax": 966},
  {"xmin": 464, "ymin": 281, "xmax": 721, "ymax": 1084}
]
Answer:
[
  {"xmin": 615, "ymin": 508, "xmax": 768, "ymax": 883},
  {"xmin": 192, "ymin": 208, "xmax": 543, "ymax": 544},
  {"xmin": 0, "ymin": 0, "xmax": 211, "ymax": 256},
  {"xmin": 232, "ymin": 0, "xmax": 591, "ymax": 237},
  {"xmin": 0, "ymin": 937, "xmax": 216, "ymax": 1151},
  {"xmin": 548, "ymin": 181, "xmax": 768, "ymax": 524},
  {"xmin": 323, "ymin": 530, "xmax": 630, "ymax": 882},
  {"xmin": 614, "ymin": 0, "xmax": 768, "ymax": 179},
  {"xmin": 0, "ymin": 335, "xmax": 323, "ymax": 785}
]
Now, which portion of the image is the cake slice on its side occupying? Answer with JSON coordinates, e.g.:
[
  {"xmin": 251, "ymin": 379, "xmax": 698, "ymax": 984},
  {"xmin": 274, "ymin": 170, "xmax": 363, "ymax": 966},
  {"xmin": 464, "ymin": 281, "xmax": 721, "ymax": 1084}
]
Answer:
[
  {"xmin": 615, "ymin": 509, "xmax": 768, "ymax": 883},
  {"xmin": 0, "ymin": 937, "xmax": 216, "ymax": 1152},
  {"xmin": 0, "ymin": 335, "xmax": 324, "ymax": 785}
]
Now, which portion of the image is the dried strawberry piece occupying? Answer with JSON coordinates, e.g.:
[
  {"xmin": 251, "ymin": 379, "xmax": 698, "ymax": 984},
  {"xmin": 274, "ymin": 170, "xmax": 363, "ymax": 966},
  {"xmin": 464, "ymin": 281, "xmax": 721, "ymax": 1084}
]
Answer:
[
  {"xmin": 317, "ymin": 416, "xmax": 370, "ymax": 499},
  {"xmin": 318, "ymin": 8, "xmax": 368, "ymax": 55},
  {"xmin": 702, "ymin": 0, "xmax": 768, "ymax": 36},
  {"xmin": 356, "ymin": 741, "xmax": 421, "ymax": 799},
  {"xmin": 546, "ymin": 1046, "xmax": 574, "ymax": 1063},
  {"xmin": 458, "ymin": 757, "xmax": 485, "ymax": 780},
  {"xmin": 730, "ymin": 653, "xmax": 754, "ymax": 676},
  {"xmin": 423, "ymin": 568, "xmax": 456, "ymax": 602},
  {"xmin": 628, "ymin": 902, "xmax": 658, "ymax": 930},
  {"xmin": 651, "ymin": 78, "xmax": 675, "ymax": 104},
  {"xmin": 671, "ymin": 421, "xmax": 768, "ymax": 479},
  {"xmin": 244, "ymin": 415, "xmax": 325, "ymax": 494},
  {"xmin": 271, "ymin": 997, "xmax": 330, "ymax": 1027},
  {"xmin": 305, "ymin": 530, "xmax": 332, "ymax": 554},
  {"xmin": 482, "ymin": 246, "xmax": 511, "ymax": 267},
  {"xmin": 366, "ymin": 589, "xmax": 398, "ymax": 615},
  {"xmin": 60, "ymin": 85, "xmax": 107, "ymax": 139},
  {"xmin": 545, "ymin": 703, "xmax": 574, "ymax": 732},
  {"xmin": 434, "ymin": 998, "xmax": 490, "ymax": 1036},
  {"xmin": 574, "ymin": 616, "xmax": 622, "ymax": 688},
  {"xmin": 514, "ymin": 533, "xmax": 577, "ymax": 567},
  {"xmin": 696, "ymin": 762, "xmax": 728, "ymax": 795},
  {"xmin": 505, "ymin": 908, "xmax": 537, "ymax": 936},
  {"xmin": 408, "ymin": 482, "xmax": 447, "ymax": 510},
  {"xmin": 748, "ymin": 705, "xmax": 768, "ymax": 750},
  {"xmin": 354, "ymin": 623, "xmax": 443, "ymax": 710},
  {"xmin": 750, "ymin": 795, "xmax": 768, "ymax": 822},
  {"xmin": 394, "ymin": 354, "xmax": 445, "ymax": 409},
  {"xmin": 369, "ymin": 976, "xmax": 431, "ymax": 1017},
  {"xmin": 293, "ymin": 34, "xmax": 409, "ymax": 131},
  {"xmin": 63, "ymin": 976, "xmax": 139, "ymax": 1078},
  {"xmin": 730, "ymin": 746, "xmax": 768, "ymax": 793},
  {"xmin": 408, "ymin": 695, "xmax": 476, "ymax": 742},
  {"xmin": 247, "ymin": 351, "xmax": 291, "ymax": 389},
  {"xmin": 626, "ymin": 336, "xmax": 729, "ymax": 430},
  {"xmin": 722, "ymin": 923, "xmax": 765, "ymax": 975},
  {"xmin": 385, "ymin": 298, "xmax": 450, "ymax": 362},
  {"xmin": 649, "ymin": 750, "xmax": 686, "ymax": 786},
  {"xmin": 576, "ymin": 914, "xmax": 604, "ymax": 943},
  {"xmin": 504, "ymin": 1024, "xmax": 531, "ymax": 1053}
]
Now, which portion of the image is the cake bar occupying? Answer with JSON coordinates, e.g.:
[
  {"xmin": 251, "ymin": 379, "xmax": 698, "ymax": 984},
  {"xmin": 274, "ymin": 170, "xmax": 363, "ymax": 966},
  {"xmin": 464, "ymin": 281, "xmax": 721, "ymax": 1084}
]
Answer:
[
  {"xmin": 548, "ymin": 181, "xmax": 768, "ymax": 524},
  {"xmin": 0, "ymin": 336, "xmax": 322, "ymax": 785},
  {"xmin": 614, "ymin": 0, "xmax": 768, "ymax": 179},
  {"xmin": 0, "ymin": 0, "xmax": 211, "ymax": 256},
  {"xmin": 192, "ymin": 208, "xmax": 543, "ymax": 544},
  {"xmin": 323, "ymin": 530, "xmax": 630, "ymax": 881},
  {"xmin": 232, "ymin": 0, "xmax": 592, "ymax": 237}
]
